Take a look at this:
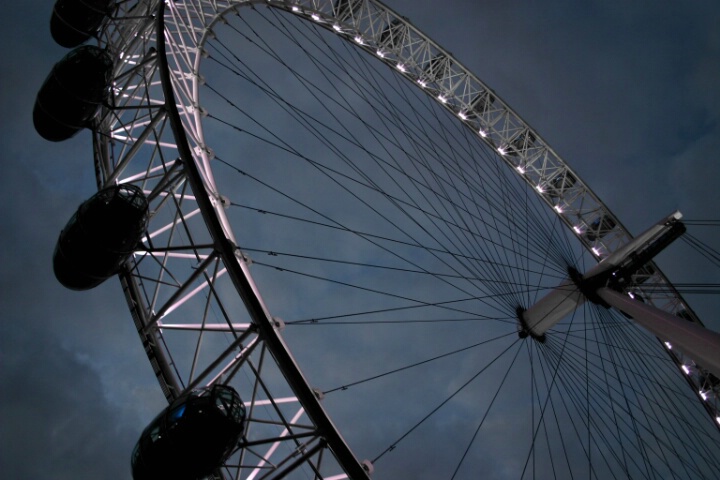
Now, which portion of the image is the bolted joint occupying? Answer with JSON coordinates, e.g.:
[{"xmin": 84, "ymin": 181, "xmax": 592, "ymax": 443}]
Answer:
[
  {"xmin": 516, "ymin": 306, "xmax": 546, "ymax": 342},
  {"xmin": 568, "ymin": 266, "xmax": 610, "ymax": 308}
]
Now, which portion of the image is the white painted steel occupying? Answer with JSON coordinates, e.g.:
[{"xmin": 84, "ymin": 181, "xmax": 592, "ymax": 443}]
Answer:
[
  {"xmin": 597, "ymin": 288, "xmax": 720, "ymax": 380},
  {"xmin": 81, "ymin": 0, "xmax": 720, "ymax": 477},
  {"xmin": 523, "ymin": 211, "xmax": 685, "ymax": 337}
]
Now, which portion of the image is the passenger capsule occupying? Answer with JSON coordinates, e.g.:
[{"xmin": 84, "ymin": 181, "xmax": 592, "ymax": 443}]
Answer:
[
  {"xmin": 379, "ymin": 19, "xmax": 402, "ymax": 47},
  {"xmin": 334, "ymin": 0, "xmax": 363, "ymax": 22},
  {"xmin": 549, "ymin": 172, "xmax": 576, "ymax": 197},
  {"xmin": 460, "ymin": 92, "xmax": 495, "ymax": 120},
  {"xmin": 33, "ymin": 45, "xmax": 113, "ymax": 142},
  {"xmin": 584, "ymin": 215, "xmax": 617, "ymax": 242},
  {"xmin": 53, "ymin": 184, "xmax": 148, "ymax": 290},
  {"xmin": 50, "ymin": 0, "xmax": 114, "ymax": 48},
  {"xmin": 423, "ymin": 54, "xmax": 449, "ymax": 83},
  {"xmin": 502, "ymin": 131, "xmax": 536, "ymax": 156},
  {"xmin": 131, "ymin": 385, "xmax": 246, "ymax": 480}
]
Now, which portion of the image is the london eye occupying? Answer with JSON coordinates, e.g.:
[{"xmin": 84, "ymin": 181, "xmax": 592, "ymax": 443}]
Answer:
[{"xmin": 34, "ymin": 1, "xmax": 720, "ymax": 478}]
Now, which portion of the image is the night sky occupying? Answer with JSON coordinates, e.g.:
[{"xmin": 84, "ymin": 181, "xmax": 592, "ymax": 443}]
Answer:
[{"xmin": 1, "ymin": 1, "xmax": 719, "ymax": 478}]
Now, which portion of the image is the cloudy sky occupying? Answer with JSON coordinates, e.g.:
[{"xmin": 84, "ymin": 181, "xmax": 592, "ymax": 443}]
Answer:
[{"xmin": 1, "ymin": 0, "xmax": 719, "ymax": 479}]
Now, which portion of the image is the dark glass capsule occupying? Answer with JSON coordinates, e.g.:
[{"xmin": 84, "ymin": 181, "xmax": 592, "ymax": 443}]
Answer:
[
  {"xmin": 502, "ymin": 131, "xmax": 537, "ymax": 157},
  {"xmin": 131, "ymin": 385, "xmax": 246, "ymax": 480},
  {"xmin": 53, "ymin": 184, "xmax": 148, "ymax": 290},
  {"xmin": 548, "ymin": 172, "xmax": 576, "ymax": 197},
  {"xmin": 379, "ymin": 19, "xmax": 402, "ymax": 47},
  {"xmin": 334, "ymin": 0, "xmax": 363, "ymax": 22},
  {"xmin": 584, "ymin": 215, "xmax": 617, "ymax": 242},
  {"xmin": 423, "ymin": 54, "xmax": 448, "ymax": 83},
  {"xmin": 33, "ymin": 45, "xmax": 113, "ymax": 142},
  {"xmin": 460, "ymin": 92, "xmax": 495, "ymax": 120},
  {"xmin": 50, "ymin": 0, "xmax": 113, "ymax": 48}
]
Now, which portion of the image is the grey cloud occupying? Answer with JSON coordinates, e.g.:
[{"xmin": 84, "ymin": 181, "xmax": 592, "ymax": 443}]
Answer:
[
  {"xmin": 0, "ymin": 326, "xmax": 137, "ymax": 479},
  {"xmin": 1, "ymin": 1, "xmax": 718, "ymax": 479}
]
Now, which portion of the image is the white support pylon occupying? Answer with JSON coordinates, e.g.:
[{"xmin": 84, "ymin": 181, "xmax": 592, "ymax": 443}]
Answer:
[
  {"xmin": 520, "ymin": 211, "xmax": 684, "ymax": 338},
  {"xmin": 597, "ymin": 287, "xmax": 720, "ymax": 380}
]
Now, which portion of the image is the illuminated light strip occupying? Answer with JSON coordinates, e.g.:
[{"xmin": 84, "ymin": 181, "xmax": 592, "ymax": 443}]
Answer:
[
  {"xmin": 251, "ymin": 397, "xmax": 299, "ymax": 407},
  {"xmin": 160, "ymin": 267, "xmax": 229, "ymax": 319},
  {"xmin": 134, "ymin": 251, "xmax": 212, "ymax": 260},
  {"xmin": 246, "ymin": 407, "xmax": 307, "ymax": 480},
  {"xmin": 145, "ymin": 207, "xmax": 202, "ymax": 240},
  {"xmin": 158, "ymin": 322, "xmax": 251, "ymax": 331},
  {"xmin": 122, "ymin": 163, "xmax": 177, "ymax": 183}
]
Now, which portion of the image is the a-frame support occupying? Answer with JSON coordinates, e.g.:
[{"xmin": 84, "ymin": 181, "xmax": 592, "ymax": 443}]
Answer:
[{"xmin": 519, "ymin": 210, "xmax": 720, "ymax": 379}]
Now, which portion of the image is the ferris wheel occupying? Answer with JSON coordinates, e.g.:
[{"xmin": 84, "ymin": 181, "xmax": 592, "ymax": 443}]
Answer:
[{"xmin": 35, "ymin": 0, "xmax": 720, "ymax": 479}]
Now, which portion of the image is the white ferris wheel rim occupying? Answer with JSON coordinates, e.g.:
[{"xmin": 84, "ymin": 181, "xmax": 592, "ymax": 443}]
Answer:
[{"xmin": 89, "ymin": 1, "xmax": 720, "ymax": 479}]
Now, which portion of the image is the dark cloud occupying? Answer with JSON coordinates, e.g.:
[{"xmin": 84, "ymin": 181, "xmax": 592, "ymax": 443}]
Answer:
[
  {"xmin": 0, "ymin": 133, "xmax": 164, "ymax": 479},
  {"xmin": 0, "ymin": 326, "xmax": 138, "ymax": 479},
  {"xmin": 0, "ymin": 5, "xmax": 166, "ymax": 473}
]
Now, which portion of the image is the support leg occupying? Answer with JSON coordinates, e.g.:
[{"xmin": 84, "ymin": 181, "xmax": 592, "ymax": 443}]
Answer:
[{"xmin": 597, "ymin": 287, "xmax": 720, "ymax": 379}]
